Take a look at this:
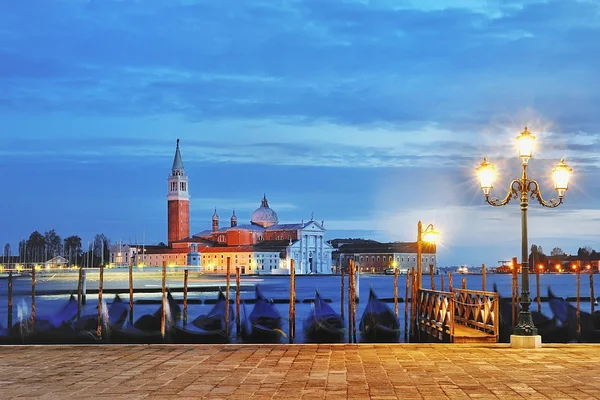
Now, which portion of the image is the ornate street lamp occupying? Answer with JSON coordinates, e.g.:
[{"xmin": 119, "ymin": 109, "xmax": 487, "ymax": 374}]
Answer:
[
  {"xmin": 477, "ymin": 127, "xmax": 572, "ymax": 341},
  {"xmin": 417, "ymin": 221, "xmax": 439, "ymax": 289}
]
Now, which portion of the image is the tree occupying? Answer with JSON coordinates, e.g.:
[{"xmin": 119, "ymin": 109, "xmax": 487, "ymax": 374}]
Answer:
[
  {"xmin": 530, "ymin": 244, "xmax": 547, "ymax": 267},
  {"xmin": 93, "ymin": 234, "xmax": 110, "ymax": 265},
  {"xmin": 44, "ymin": 229, "xmax": 62, "ymax": 258},
  {"xmin": 550, "ymin": 247, "xmax": 565, "ymax": 257},
  {"xmin": 64, "ymin": 235, "xmax": 82, "ymax": 265},
  {"xmin": 3, "ymin": 243, "xmax": 10, "ymax": 259},
  {"xmin": 577, "ymin": 246, "xmax": 594, "ymax": 261},
  {"xmin": 27, "ymin": 231, "xmax": 46, "ymax": 262}
]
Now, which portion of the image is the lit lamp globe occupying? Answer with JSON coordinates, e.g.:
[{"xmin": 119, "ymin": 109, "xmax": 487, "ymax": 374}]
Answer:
[
  {"xmin": 517, "ymin": 127, "xmax": 535, "ymax": 163},
  {"xmin": 477, "ymin": 158, "xmax": 495, "ymax": 196},
  {"xmin": 552, "ymin": 159, "xmax": 572, "ymax": 198},
  {"xmin": 422, "ymin": 229, "xmax": 439, "ymax": 244}
]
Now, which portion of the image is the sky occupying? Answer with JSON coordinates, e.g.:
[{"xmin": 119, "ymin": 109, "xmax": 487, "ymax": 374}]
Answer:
[{"xmin": 1, "ymin": 0, "xmax": 600, "ymax": 266}]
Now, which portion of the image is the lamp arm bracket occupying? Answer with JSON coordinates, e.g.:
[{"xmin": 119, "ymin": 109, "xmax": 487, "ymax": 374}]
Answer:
[
  {"xmin": 486, "ymin": 180, "xmax": 521, "ymax": 207},
  {"xmin": 527, "ymin": 179, "xmax": 563, "ymax": 208}
]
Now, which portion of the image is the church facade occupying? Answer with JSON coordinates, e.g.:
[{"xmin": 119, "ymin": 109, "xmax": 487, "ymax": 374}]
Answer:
[{"xmin": 110, "ymin": 140, "xmax": 334, "ymax": 274}]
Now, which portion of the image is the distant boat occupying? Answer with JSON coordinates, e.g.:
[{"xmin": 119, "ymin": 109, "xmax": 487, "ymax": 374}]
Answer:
[
  {"xmin": 384, "ymin": 267, "xmax": 395, "ymax": 275},
  {"xmin": 457, "ymin": 265, "xmax": 469, "ymax": 274}
]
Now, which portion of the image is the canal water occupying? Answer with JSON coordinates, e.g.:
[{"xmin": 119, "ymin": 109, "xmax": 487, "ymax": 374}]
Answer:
[{"xmin": 0, "ymin": 269, "xmax": 597, "ymax": 343}]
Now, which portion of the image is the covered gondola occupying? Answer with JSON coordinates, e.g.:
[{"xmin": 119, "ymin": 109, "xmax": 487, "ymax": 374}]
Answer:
[
  {"xmin": 494, "ymin": 283, "xmax": 568, "ymax": 343},
  {"xmin": 302, "ymin": 289, "xmax": 344, "ymax": 343},
  {"xmin": 359, "ymin": 287, "xmax": 400, "ymax": 343},
  {"xmin": 175, "ymin": 291, "xmax": 233, "ymax": 344},
  {"xmin": 112, "ymin": 291, "xmax": 180, "ymax": 344},
  {"xmin": 19, "ymin": 294, "xmax": 79, "ymax": 344},
  {"xmin": 73, "ymin": 294, "xmax": 130, "ymax": 343},
  {"xmin": 548, "ymin": 287, "xmax": 600, "ymax": 343},
  {"xmin": 241, "ymin": 285, "xmax": 283, "ymax": 343}
]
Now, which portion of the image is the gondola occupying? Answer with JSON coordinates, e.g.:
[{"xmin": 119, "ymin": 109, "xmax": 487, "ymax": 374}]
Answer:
[
  {"xmin": 241, "ymin": 285, "xmax": 284, "ymax": 343},
  {"xmin": 548, "ymin": 287, "xmax": 600, "ymax": 343},
  {"xmin": 72, "ymin": 294, "xmax": 130, "ymax": 343},
  {"xmin": 20, "ymin": 294, "xmax": 80, "ymax": 344},
  {"xmin": 112, "ymin": 291, "xmax": 180, "ymax": 344},
  {"xmin": 302, "ymin": 289, "xmax": 344, "ymax": 343},
  {"xmin": 494, "ymin": 283, "xmax": 568, "ymax": 343},
  {"xmin": 359, "ymin": 287, "xmax": 400, "ymax": 343},
  {"xmin": 175, "ymin": 291, "xmax": 233, "ymax": 344}
]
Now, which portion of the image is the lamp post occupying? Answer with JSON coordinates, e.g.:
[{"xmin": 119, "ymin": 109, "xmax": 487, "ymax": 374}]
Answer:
[
  {"xmin": 417, "ymin": 221, "xmax": 439, "ymax": 289},
  {"xmin": 477, "ymin": 127, "xmax": 572, "ymax": 341}
]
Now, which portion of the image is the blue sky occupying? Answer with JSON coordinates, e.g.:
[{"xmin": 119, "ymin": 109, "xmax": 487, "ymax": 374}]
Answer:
[{"xmin": 1, "ymin": 0, "xmax": 600, "ymax": 266}]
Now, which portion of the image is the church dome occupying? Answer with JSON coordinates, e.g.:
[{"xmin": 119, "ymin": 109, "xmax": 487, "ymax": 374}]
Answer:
[{"xmin": 251, "ymin": 194, "xmax": 279, "ymax": 228}]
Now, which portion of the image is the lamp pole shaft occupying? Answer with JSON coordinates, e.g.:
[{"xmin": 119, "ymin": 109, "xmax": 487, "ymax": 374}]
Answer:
[{"xmin": 516, "ymin": 163, "xmax": 537, "ymax": 336}]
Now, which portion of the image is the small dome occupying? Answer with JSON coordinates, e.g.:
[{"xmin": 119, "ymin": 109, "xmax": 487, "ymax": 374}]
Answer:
[{"xmin": 251, "ymin": 194, "xmax": 278, "ymax": 228}]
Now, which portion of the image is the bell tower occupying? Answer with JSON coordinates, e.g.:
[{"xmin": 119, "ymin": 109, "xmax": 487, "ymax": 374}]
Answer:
[{"xmin": 167, "ymin": 139, "xmax": 190, "ymax": 244}]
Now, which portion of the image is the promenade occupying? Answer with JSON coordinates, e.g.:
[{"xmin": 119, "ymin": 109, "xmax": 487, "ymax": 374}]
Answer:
[{"xmin": 0, "ymin": 344, "xmax": 599, "ymax": 400}]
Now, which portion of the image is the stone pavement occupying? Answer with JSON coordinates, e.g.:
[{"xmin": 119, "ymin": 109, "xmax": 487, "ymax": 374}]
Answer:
[{"xmin": 0, "ymin": 344, "xmax": 599, "ymax": 399}]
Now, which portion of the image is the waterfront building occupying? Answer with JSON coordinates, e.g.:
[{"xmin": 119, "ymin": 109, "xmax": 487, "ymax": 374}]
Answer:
[
  {"xmin": 331, "ymin": 239, "xmax": 436, "ymax": 274},
  {"xmin": 109, "ymin": 140, "xmax": 334, "ymax": 274}
]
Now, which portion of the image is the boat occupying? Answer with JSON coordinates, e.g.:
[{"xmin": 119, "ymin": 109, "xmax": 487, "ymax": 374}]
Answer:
[
  {"xmin": 175, "ymin": 290, "xmax": 233, "ymax": 344},
  {"xmin": 548, "ymin": 287, "xmax": 600, "ymax": 343},
  {"xmin": 72, "ymin": 294, "xmax": 130, "ymax": 342},
  {"xmin": 494, "ymin": 284, "xmax": 568, "ymax": 343},
  {"xmin": 241, "ymin": 285, "xmax": 284, "ymax": 343},
  {"xmin": 302, "ymin": 289, "xmax": 345, "ymax": 343},
  {"xmin": 384, "ymin": 267, "xmax": 395, "ymax": 275},
  {"xmin": 112, "ymin": 291, "xmax": 180, "ymax": 344},
  {"xmin": 359, "ymin": 287, "xmax": 400, "ymax": 343},
  {"xmin": 19, "ymin": 294, "xmax": 80, "ymax": 344}
]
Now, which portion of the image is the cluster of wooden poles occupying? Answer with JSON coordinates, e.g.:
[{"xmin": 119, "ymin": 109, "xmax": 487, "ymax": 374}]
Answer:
[{"xmin": 4, "ymin": 257, "xmax": 596, "ymax": 344}]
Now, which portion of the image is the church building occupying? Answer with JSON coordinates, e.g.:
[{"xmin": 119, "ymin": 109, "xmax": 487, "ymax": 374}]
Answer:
[{"xmin": 111, "ymin": 140, "xmax": 334, "ymax": 274}]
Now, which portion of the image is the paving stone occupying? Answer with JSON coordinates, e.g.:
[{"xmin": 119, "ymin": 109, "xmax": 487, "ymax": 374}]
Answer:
[{"xmin": 0, "ymin": 344, "xmax": 600, "ymax": 399}]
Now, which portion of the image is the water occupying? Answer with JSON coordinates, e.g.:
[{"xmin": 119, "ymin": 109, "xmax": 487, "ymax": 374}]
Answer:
[{"xmin": 0, "ymin": 269, "xmax": 598, "ymax": 343}]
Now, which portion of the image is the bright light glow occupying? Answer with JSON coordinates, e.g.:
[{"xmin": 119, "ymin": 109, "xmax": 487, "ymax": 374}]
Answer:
[
  {"xmin": 586, "ymin": 265, "xmax": 591, "ymax": 270},
  {"xmin": 516, "ymin": 127, "xmax": 535, "ymax": 162},
  {"xmin": 552, "ymin": 159, "xmax": 572, "ymax": 198},
  {"xmin": 556, "ymin": 264, "xmax": 560, "ymax": 270},
  {"xmin": 572, "ymin": 264, "xmax": 577, "ymax": 270},
  {"xmin": 538, "ymin": 265, "xmax": 543, "ymax": 270},
  {"xmin": 422, "ymin": 229, "xmax": 439, "ymax": 244},
  {"xmin": 477, "ymin": 158, "xmax": 495, "ymax": 196}
]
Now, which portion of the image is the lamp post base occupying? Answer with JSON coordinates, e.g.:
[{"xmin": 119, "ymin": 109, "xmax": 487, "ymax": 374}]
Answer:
[{"xmin": 510, "ymin": 334, "xmax": 542, "ymax": 349}]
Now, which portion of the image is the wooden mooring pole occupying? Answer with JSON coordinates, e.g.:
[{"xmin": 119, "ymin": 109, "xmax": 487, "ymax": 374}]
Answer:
[
  {"xmin": 235, "ymin": 266, "xmax": 241, "ymax": 335},
  {"xmin": 352, "ymin": 262, "xmax": 357, "ymax": 344},
  {"xmin": 440, "ymin": 273, "xmax": 445, "ymax": 292},
  {"xmin": 448, "ymin": 272, "xmax": 453, "ymax": 292},
  {"xmin": 482, "ymin": 264, "xmax": 486, "ymax": 291},
  {"xmin": 129, "ymin": 262, "xmax": 134, "ymax": 324},
  {"xmin": 429, "ymin": 266, "xmax": 435, "ymax": 291},
  {"xmin": 225, "ymin": 257, "xmax": 231, "ymax": 341},
  {"xmin": 404, "ymin": 272, "xmax": 409, "ymax": 342},
  {"xmin": 348, "ymin": 260, "xmax": 355, "ymax": 343},
  {"xmin": 410, "ymin": 268, "xmax": 417, "ymax": 341},
  {"xmin": 289, "ymin": 259, "xmax": 296, "ymax": 343},
  {"xmin": 77, "ymin": 267, "xmax": 83, "ymax": 319},
  {"xmin": 511, "ymin": 256, "xmax": 518, "ymax": 327},
  {"xmin": 160, "ymin": 261, "xmax": 166, "ymax": 338},
  {"xmin": 536, "ymin": 263, "xmax": 541, "ymax": 313},
  {"xmin": 340, "ymin": 269, "xmax": 345, "ymax": 320},
  {"xmin": 576, "ymin": 261, "xmax": 581, "ymax": 343},
  {"xmin": 462, "ymin": 277, "xmax": 466, "ymax": 290},
  {"xmin": 7, "ymin": 271, "xmax": 13, "ymax": 328},
  {"xmin": 589, "ymin": 264, "xmax": 595, "ymax": 314},
  {"xmin": 31, "ymin": 265, "xmax": 36, "ymax": 326},
  {"xmin": 394, "ymin": 268, "xmax": 399, "ymax": 318},
  {"xmin": 97, "ymin": 264, "xmax": 104, "ymax": 338},
  {"xmin": 183, "ymin": 269, "xmax": 189, "ymax": 325}
]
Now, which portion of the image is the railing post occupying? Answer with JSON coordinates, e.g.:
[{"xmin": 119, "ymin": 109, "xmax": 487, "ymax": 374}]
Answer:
[
  {"xmin": 482, "ymin": 263, "xmax": 486, "ymax": 291},
  {"xmin": 493, "ymin": 292, "xmax": 500, "ymax": 342},
  {"xmin": 450, "ymin": 292, "xmax": 455, "ymax": 343}
]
